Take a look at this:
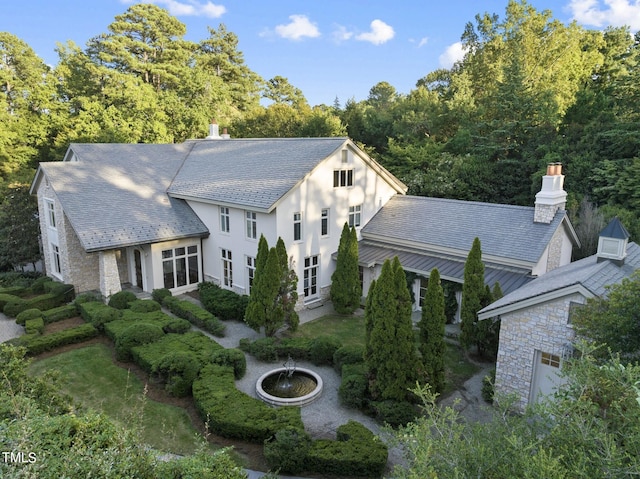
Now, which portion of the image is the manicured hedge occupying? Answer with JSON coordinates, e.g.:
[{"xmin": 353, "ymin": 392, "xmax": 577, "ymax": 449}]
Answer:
[
  {"xmin": 339, "ymin": 363, "xmax": 369, "ymax": 410},
  {"xmin": 18, "ymin": 323, "xmax": 99, "ymax": 355},
  {"xmin": 16, "ymin": 308, "xmax": 43, "ymax": 325},
  {"xmin": 198, "ymin": 282, "xmax": 249, "ymax": 321},
  {"xmin": 333, "ymin": 344, "xmax": 365, "ymax": 373},
  {"xmin": 25, "ymin": 317, "xmax": 45, "ymax": 335},
  {"xmin": 104, "ymin": 310, "xmax": 175, "ymax": 341},
  {"xmin": 107, "ymin": 290, "xmax": 137, "ymax": 309},
  {"xmin": 154, "ymin": 350, "xmax": 201, "ymax": 397},
  {"xmin": 210, "ymin": 348, "xmax": 246, "ymax": 379},
  {"xmin": 239, "ymin": 336, "xmax": 344, "ymax": 366},
  {"xmin": 114, "ymin": 322, "xmax": 165, "ymax": 361},
  {"xmin": 0, "ymin": 293, "xmax": 20, "ymax": 310},
  {"xmin": 306, "ymin": 421, "xmax": 388, "ymax": 478},
  {"xmin": 3, "ymin": 285, "xmax": 76, "ymax": 318},
  {"xmin": 0, "ymin": 286, "xmax": 28, "ymax": 297},
  {"xmin": 42, "ymin": 304, "xmax": 79, "ymax": 324},
  {"xmin": 163, "ymin": 296, "xmax": 225, "ymax": 337},
  {"xmin": 129, "ymin": 299, "xmax": 162, "ymax": 313},
  {"xmin": 193, "ymin": 364, "xmax": 303, "ymax": 443}
]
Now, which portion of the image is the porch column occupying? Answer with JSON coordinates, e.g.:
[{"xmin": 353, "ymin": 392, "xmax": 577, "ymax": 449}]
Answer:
[{"xmin": 99, "ymin": 250, "xmax": 122, "ymax": 298}]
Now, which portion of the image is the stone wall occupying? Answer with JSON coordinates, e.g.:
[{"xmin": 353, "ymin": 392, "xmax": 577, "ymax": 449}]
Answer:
[
  {"xmin": 533, "ymin": 203, "xmax": 559, "ymax": 224},
  {"xmin": 495, "ymin": 293, "xmax": 583, "ymax": 410},
  {"xmin": 99, "ymin": 250, "xmax": 122, "ymax": 298},
  {"xmin": 63, "ymin": 217, "xmax": 100, "ymax": 292},
  {"xmin": 545, "ymin": 226, "xmax": 564, "ymax": 272}
]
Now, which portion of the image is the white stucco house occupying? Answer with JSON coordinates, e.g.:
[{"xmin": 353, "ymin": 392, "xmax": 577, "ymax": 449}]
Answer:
[
  {"xmin": 30, "ymin": 125, "xmax": 578, "ymax": 314},
  {"xmin": 478, "ymin": 217, "xmax": 640, "ymax": 410}
]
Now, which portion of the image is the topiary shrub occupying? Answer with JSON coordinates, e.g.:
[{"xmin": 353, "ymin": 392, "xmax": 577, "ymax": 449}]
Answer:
[
  {"xmin": 198, "ymin": 282, "xmax": 249, "ymax": 320},
  {"xmin": 91, "ymin": 307, "xmax": 123, "ymax": 331},
  {"xmin": 246, "ymin": 337, "xmax": 277, "ymax": 362},
  {"xmin": 154, "ymin": 351, "xmax": 201, "ymax": 397},
  {"xmin": 264, "ymin": 427, "xmax": 312, "ymax": 474},
  {"xmin": 162, "ymin": 296, "xmax": 225, "ymax": 337},
  {"xmin": 333, "ymin": 344, "xmax": 365, "ymax": 373},
  {"xmin": 129, "ymin": 299, "xmax": 162, "ymax": 313},
  {"xmin": 115, "ymin": 323, "xmax": 165, "ymax": 361},
  {"xmin": 152, "ymin": 288, "xmax": 172, "ymax": 304},
  {"xmin": 276, "ymin": 337, "xmax": 311, "ymax": 361},
  {"xmin": 3, "ymin": 298, "xmax": 26, "ymax": 318},
  {"xmin": 42, "ymin": 304, "xmax": 79, "ymax": 324},
  {"xmin": 18, "ymin": 323, "xmax": 99, "ymax": 355},
  {"xmin": 163, "ymin": 318, "xmax": 192, "ymax": 334},
  {"xmin": 30, "ymin": 276, "xmax": 52, "ymax": 294},
  {"xmin": 16, "ymin": 308, "xmax": 43, "ymax": 326},
  {"xmin": 372, "ymin": 400, "xmax": 418, "ymax": 428},
  {"xmin": 210, "ymin": 348, "xmax": 247, "ymax": 379},
  {"xmin": 339, "ymin": 364, "xmax": 369, "ymax": 409},
  {"xmin": 74, "ymin": 292, "xmax": 103, "ymax": 305},
  {"xmin": 25, "ymin": 317, "xmax": 45, "ymax": 335},
  {"xmin": 44, "ymin": 282, "xmax": 75, "ymax": 302},
  {"xmin": 309, "ymin": 336, "xmax": 342, "ymax": 366},
  {"xmin": 107, "ymin": 291, "xmax": 137, "ymax": 310}
]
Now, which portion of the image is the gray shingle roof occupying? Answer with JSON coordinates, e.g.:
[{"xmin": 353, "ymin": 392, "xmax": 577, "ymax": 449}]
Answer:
[
  {"xmin": 167, "ymin": 138, "xmax": 350, "ymax": 211},
  {"xmin": 361, "ymin": 195, "xmax": 571, "ymax": 265},
  {"xmin": 479, "ymin": 242, "xmax": 640, "ymax": 317},
  {"xmin": 38, "ymin": 143, "xmax": 209, "ymax": 252}
]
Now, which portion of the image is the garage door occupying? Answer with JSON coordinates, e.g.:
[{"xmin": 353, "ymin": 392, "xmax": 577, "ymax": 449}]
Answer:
[{"xmin": 531, "ymin": 350, "xmax": 566, "ymax": 404}]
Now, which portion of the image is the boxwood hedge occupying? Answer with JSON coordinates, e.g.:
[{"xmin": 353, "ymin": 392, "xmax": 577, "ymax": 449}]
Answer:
[
  {"xmin": 193, "ymin": 364, "xmax": 303, "ymax": 443},
  {"xmin": 18, "ymin": 323, "xmax": 99, "ymax": 355},
  {"xmin": 162, "ymin": 296, "xmax": 225, "ymax": 337}
]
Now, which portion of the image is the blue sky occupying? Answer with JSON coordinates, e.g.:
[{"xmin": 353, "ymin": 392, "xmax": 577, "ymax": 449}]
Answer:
[{"xmin": 2, "ymin": 1, "xmax": 640, "ymax": 106}]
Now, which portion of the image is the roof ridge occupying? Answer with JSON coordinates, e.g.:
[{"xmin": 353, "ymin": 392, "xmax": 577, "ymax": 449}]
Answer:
[{"xmin": 398, "ymin": 195, "xmax": 536, "ymax": 210}]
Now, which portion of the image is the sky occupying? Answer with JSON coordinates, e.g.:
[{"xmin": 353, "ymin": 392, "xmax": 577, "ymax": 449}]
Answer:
[{"xmin": 2, "ymin": 0, "xmax": 640, "ymax": 106}]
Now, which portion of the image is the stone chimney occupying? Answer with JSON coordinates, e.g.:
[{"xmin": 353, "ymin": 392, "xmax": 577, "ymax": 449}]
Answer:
[
  {"xmin": 596, "ymin": 217, "xmax": 629, "ymax": 265},
  {"xmin": 534, "ymin": 163, "xmax": 567, "ymax": 223}
]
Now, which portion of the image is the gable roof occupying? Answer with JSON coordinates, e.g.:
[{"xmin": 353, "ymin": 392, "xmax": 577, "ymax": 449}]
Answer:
[
  {"xmin": 361, "ymin": 195, "xmax": 577, "ymax": 268},
  {"xmin": 31, "ymin": 143, "xmax": 209, "ymax": 252},
  {"xmin": 167, "ymin": 138, "xmax": 406, "ymax": 212},
  {"xmin": 478, "ymin": 242, "xmax": 640, "ymax": 319}
]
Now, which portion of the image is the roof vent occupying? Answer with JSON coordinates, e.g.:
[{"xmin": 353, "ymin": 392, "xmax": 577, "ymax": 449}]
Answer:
[{"xmin": 596, "ymin": 217, "xmax": 629, "ymax": 265}]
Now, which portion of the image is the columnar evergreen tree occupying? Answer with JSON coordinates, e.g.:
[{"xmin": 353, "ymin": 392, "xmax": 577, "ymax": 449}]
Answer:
[
  {"xmin": 276, "ymin": 237, "xmax": 299, "ymax": 332},
  {"xmin": 330, "ymin": 223, "xmax": 361, "ymax": 314},
  {"xmin": 476, "ymin": 282, "xmax": 503, "ymax": 359},
  {"xmin": 363, "ymin": 278, "xmax": 377, "ymax": 363},
  {"xmin": 460, "ymin": 237, "xmax": 485, "ymax": 352},
  {"xmin": 418, "ymin": 268, "xmax": 446, "ymax": 393},
  {"xmin": 366, "ymin": 257, "xmax": 420, "ymax": 401},
  {"xmin": 244, "ymin": 246, "xmax": 283, "ymax": 336}
]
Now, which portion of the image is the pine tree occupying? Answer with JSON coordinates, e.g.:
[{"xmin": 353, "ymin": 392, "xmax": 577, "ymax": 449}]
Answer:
[
  {"xmin": 366, "ymin": 257, "xmax": 420, "ymax": 401},
  {"xmin": 330, "ymin": 223, "xmax": 362, "ymax": 314},
  {"xmin": 276, "ymin": 237, "xmax": 299, "ymax": 332},
  {"xmin": 418, "ymin": 268, "xmax": 446, "ymax": 394},
  {"xmin": 460, "ymin": 237, "xmax": 485, "ymax": 352}
]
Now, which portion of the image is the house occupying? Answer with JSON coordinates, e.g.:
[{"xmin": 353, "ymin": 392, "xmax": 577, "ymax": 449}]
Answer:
[
  {"xmin": 478, "ymin": 217, "xmax": 640, "ymax": 410},
  {"xmin": 358, "ymin": 163, "xmax": 580, "ymax": 312},
  {"xmin": 30, "ymin": 124, "xmax": 406, "ymax": 304}
]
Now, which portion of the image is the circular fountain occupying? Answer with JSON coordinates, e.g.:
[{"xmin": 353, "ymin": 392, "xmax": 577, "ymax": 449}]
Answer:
[{"xmin": 256, "ymin": 356, "xmax": 323, "ymax": 406}]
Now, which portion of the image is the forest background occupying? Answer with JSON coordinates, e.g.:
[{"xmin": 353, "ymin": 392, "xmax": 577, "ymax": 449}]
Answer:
[{"xmin": 1, "ymin": 0, "xmax": 639, "ymax": 269}]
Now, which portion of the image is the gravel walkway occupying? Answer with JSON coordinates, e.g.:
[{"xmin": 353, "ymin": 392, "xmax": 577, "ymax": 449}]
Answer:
[{"xmin": 0, "ymin": 312, "xmax": 24, "ymax": 343}]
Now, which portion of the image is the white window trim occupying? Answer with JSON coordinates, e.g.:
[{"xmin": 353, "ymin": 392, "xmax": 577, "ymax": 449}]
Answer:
[
  {"xmin": 246, "ymin": 255, "xmax": 256, "ymax": 294},
  {"xmin": 220, "ymin": 206, "xmax": 230, "ymax": 233},
  {"xmin": 321, "ymin": 208, "xmax": 329, "ymax": 237},
  {"xmin": 50, "ymin": 243, "xmax": 62, "ymax": 279},
  {"xmin": 293, "ymin": 212, "xmax": 302, "ymax": 242},
  {"xmin": 221, "ymin": 248, "xmax": 233, "ymax": 288},
  {"xmin": 245, "ymin": 211, "xmax": 257, "ymax": 240},
  {"xmin": 303, "ymin": 254, "xmax": 320, "ymax": 299},
  {"xmin": 162, "ymin": 244, "xmax": 200, "ymax": 290},
  {"xmin": 348, "ymin": 204, "xmax": 362, "ymax": 228},
  {"xmin": 45, "ymin": 199, "xmax": 56, "ymax": 230}
]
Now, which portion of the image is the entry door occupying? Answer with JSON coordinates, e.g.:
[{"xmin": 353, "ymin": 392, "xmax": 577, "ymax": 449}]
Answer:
[
  {"xmin": 531, "ymin": 350, "xmax": 566, "ymax": 403},
  {"xmin": 134, "ymin": 249, "xmax": 143, "ymax": 289}
]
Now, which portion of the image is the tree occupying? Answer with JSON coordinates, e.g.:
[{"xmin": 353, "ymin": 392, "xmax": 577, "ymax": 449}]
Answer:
[
  {"xmin": 263, "ymin": 75, "xmax": 307, "ymax": 108},
  {"xmin": 417, "ymin": 268, "xmax": 446, "ymax": 393},
  {"xmin": 573, "ymin": 270, "xmax": 640, "ymax": 361},
  {"xmin": 244, "ymin": 246, "xmax": 283, "ymax": 336},
  {"xmin": 366, "ymin": 257, "xmax": 420, "ymax": 401},
  {"xmin": 276, "ymin": 237, "xmax": 299, "ymax": 332},
  {"xmin": 0, "ymin": 184, "xmax": 41, "ymax": 271},
  {"xmin": 460, "ymin": 237, "xmax": 485, "ymax": 352},
  {"xmin": 331, "ymin": 223, "xmax": 361, "ymax": 314}
]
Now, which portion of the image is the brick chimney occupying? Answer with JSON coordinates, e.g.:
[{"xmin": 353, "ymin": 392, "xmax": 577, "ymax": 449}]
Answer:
[{"xmin": 534, "ymin": 163, "xmax": 567, "ymax": 223}]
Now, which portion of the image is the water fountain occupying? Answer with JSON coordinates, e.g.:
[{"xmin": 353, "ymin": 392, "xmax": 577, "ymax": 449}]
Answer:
[{"xmin": 256, "ymin": 356, "xmax": 323, "ymax": 406}]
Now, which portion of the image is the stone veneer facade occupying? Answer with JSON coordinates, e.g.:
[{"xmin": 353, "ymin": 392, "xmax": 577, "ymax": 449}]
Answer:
[{"xmin": 494, "ymin": 292, "xmax": 584, "ymax": 410}]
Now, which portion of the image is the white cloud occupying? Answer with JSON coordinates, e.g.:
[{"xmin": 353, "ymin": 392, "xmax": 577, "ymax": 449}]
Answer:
[
  {"xmin": 439, "ymin": 41, "xmax": 467, "ymax": 69},
  {"xmin": 120, "ymin": 0, "xmax": 226, "ymax": 18},
  {"xmin": 355, "ymin": 19, "xmax": 395, "ymax": 45},
  {"xmin": 274, "ymin": 14, "xmax": 321, "ymax": 40},
  {"xmin": 418, "ymin": 36, "xmax": 429, "ymax": 48},
  {"xmin": 568, "ymin": 0, "xmax": 640, "ymax": 30},
  {"xmin": 332, "ymin": 24, "xmax": 354, "ymax": 43}
]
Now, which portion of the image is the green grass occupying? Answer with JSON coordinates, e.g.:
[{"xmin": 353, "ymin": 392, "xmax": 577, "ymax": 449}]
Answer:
[
  {"xmin": 442, "ymin": 342, "xmax": 481, "ymax": 395},
  {"xmin": 287, "ymin": 313, "xmax": 365, "ymax": 347},
  {"xmin": 28, "ymin": 344, "xmax": 207, "ymax": 455}
]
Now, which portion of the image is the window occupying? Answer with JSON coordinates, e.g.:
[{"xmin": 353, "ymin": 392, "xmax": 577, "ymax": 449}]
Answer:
[
  {"xmin": 46, "ymin": 200, "xmax": 56, "ymax": 229},
  {"xmin": 162, "ymin": 245, "xmax": 199, "ymax": 289},
  {"xmin": 221, "ymin": 249, "xmax": 233, "ymax": 288},
  {"xmin": 51, "ymin": 244, "xmax": 61, "ymax": 274},
  {"xmin": 246, "ymin": 211, "xmax": 257, "ymax": 239},
  {"xmin": 293, "ymin": 212, "xmax": 302, "ymax": 241},
  {"xmin": 321, "ymin": 208, "xmax": 329, "ymax": 236},
  {"xmin": 341, "ymin": 149, "xmax": 349, "ymax": 163},
  {"xmin": 348, "ymin": 205, "xmax": 362, "ymax": 227},
  {"xmin": 246, "ymin": 256, "xmax": 256, "ymax": 293},
  {"xmin": 541, "ymin": 352, "xmax": 561, "ymax": 368},
  {"xmin": 220, "ymin": 207, "xmax": 230, "ymax": 233},
  {"xmin": 419, "ymin": 277, "xmax": 428, "ymax": 307},
  {"xmin": 304, "ymin": 255, "xmax": 319, "ymax": 298},
  {"xmin": 333, "ymin": 169, "xmax": 354, "ymax": 187}
]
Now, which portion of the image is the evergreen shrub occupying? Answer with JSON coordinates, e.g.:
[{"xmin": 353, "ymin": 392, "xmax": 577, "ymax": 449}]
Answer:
[
  {"xmin": 0, "ymin": 286, "xmax": 28, "ymax": 297},
  {"xmin": 263, "ymin": 427, "xmax": 312, "ymax": 474},
  {"xmin": 210, "ymin": 348, "xmax": 246, "ymax": 379},
  {"xmin": 30, "ymin": 276, "xmax": 52, "ymax": 294},
  {"xmin": 163, "ymin": 296, "xmax": 225, "ymax": 337},
  {"xmin": 25, "ymin": 317, "xmax": 45, "ymax": 335},
  {"xmin": 276, "ymin": 337, "xmax": 311, "ymax": 360},
  {"xmin": 42, "ymin": 304, "xmax": 78, "ymax": 324},
  {"xmin": 371, "ymin": 400, "xmax": 417, "ymax": 428},
  {"xmin": 309, "ymin": 336, "xmax": 342, "ymax": 365},
  {"xmin": 154, "ymin": 350, "xmax": 201, "ymax": 397},
  {"xmin": 107, "ymin": 291, "xmax": 137, "ymax": 310},
  {"xmin": 16, "ymin": 308, "xmax": 43, "ymax": 325},
  {"xmin": 243, "ymin": 337, "xmax": 277, "ymax": 362},
  {"xmin": 91, "ymin": 307, "xmax": 123, "ymax": 331},
  {"xmin": 162, "ymin": 318, "xmax": 191, "ymax": 334},
  {"xmin": 114, "ymin": 323, "xmax": 165, "ymax": 361},
  {"xmin": 333, "ymin": 345, "xmax": 365, "ymax": 373},
  {"xmin": 339, "ymin": 363, "xmax": 369, "ymax": 409},
  {"xmin": 74, "ymin": 292, "xmax": 103, "ymax": 305},
  {"xmin": 129, "ymin": 299, "xmax": 162, "ymax": 313},
  {"xmin": 18, "ymin": 323, "xmax": 98, "ymax": 355},
  {"xmin": 152, "ymin": 288, "xmax": 172, "ymax": 303},
  {"xmin": 199, "ymin": 282, "xmax": 249, "ymax": 320}
]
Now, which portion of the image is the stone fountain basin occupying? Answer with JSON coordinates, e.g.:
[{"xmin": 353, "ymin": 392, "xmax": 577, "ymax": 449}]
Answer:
[{"xmin": 256, "ymin": 367, "xmax": 323, "ymax": 407}]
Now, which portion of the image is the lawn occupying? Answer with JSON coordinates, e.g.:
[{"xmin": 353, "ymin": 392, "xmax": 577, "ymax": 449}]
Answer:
[
  {"xmin": 290, "ymin": 313, "xmax": 481, "ymax": 394},
  {"xmin": 28, "ymin": 344, "xmax": 208, "ymax": 456}
]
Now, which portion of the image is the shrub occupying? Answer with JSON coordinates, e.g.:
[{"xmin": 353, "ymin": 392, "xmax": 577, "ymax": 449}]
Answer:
[
  {"xmin": 154, "ymin": 351, "xmax": 201, "ymax": 397},
  {"xmin": 163, "ymin": 318, "xmax": 191, "ymax": 334},
  {"xmin": 264, "ymin": 427, "xmax": 312, "ymax": 474},
  {"xmin": 25, "ymin": 317, "xmax": 45, "ymax": 335},
  {"xmin": 276, "ymin": 337, "xmax": 311, "ymax": 361},
  {"xmin": 18, "ymin": 323, "xmax": 99, "ymax": 355},
  {"xmin": 91, "ymin": 307, "xmax": 123, "ymax": 331},
  {"xmin": 16, "ymin": 308, "xmax": 43, "ymax": 326},
  {"xmin": 0, "ymin": 271, "xmax": 41, "ymax": 288},
  {"xmin": 246, "ymin": 337, "xmax": 277, "ymax": 362},
  {"xmin": 0, "ymin": 286, "xmax": 28, "ymax": 297},
  {"xmin": 193, "ymin": 364, "xmax": 303, "ymax": 442},
  {"xmin": 42, "ymin": 304, "xmax": 79, "ymax": 324},
  {"xmin": 4, "ymin": 289, "xmax": 75, "ymax": 318},
  {"xmin": 199, "ymin": 282, "xmax": 249, "ymax": 320},
  {"xmin": 74, "ymin": 292, "xmax": 103, "ymax": 304},
  {"xmin": 339, "ymin": 364, "xmax": 369, "ymax": 409},
  {"xmin": 309, "ymin": 336, "xmax": 342, "ymax": 366},
  {"xmin": 372, "ymin": 400, "xmax": 417, "ymax": 428},
  {"xmin": 306, "ymin": 421, "xmax": 387, "ymax": 477},
  {"xmin": 77, "ymin": 301, "xmax": 113, "ymax": 323},
  {"xmin": 30, "ymin": 276, "xmax": 52, "ymax": 294},
  {"xmin": 333, "ymin": 344, "xmax": 365, "ymax": 373},
  {"xmin": 482, "ymin": 368, "xmax": 496, "ymax": 403},
  {"xmin": 129, "ymin": 299, "xmax": 162, "ymax": 313},
  {"xmin": 0, "ymin": 293, "xmax": 19, "ymax": 311},
  {"xmin": 163, "ymin": 296, "xmax": 225, "ymax": 337},
  {"xmin": 44, "ymin": 282, "xmax": 75, "ymax": 302},
  {"xmin": 115, "ymin": 323, "xmax": 165, "ymax": 361},
  {"xmin": 107, "ymin": 290, "xmax": 137, "ymax": 309},
  {"xmin": 3, "ymin": 298, "xmax": 26, "ymax": 318},
  {"xmin": 210, "ymin": 348, "xmax": 247, "ymax": 379},
  {"xmin": 152, "ymin": 288, "xmax": 172, "ymax": 303}
]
